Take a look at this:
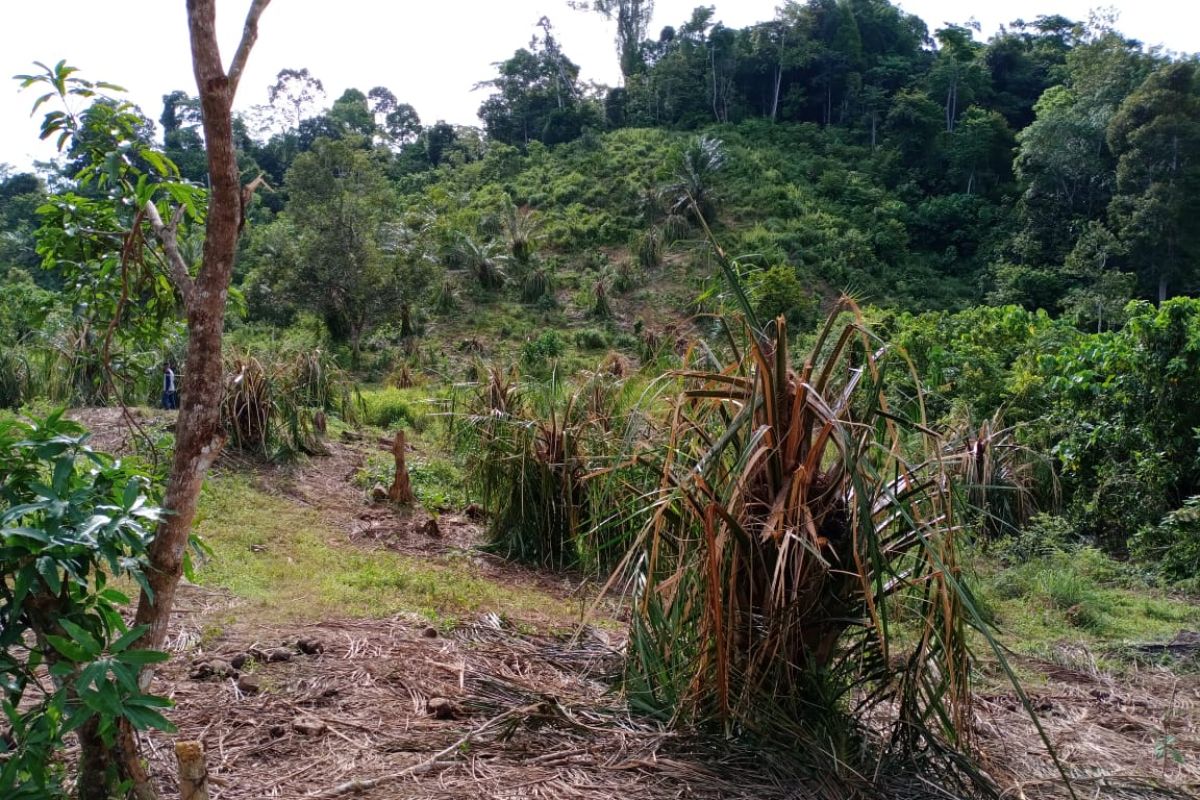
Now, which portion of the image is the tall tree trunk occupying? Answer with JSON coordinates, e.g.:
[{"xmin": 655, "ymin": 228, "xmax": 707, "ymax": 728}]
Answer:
[
  {"xmin": 135, "ymin": 0, "xmax": 269, "ymax": 659},
  {"xmin": 121, "ymin": 2, "xmax": 272, "ymax": 797},
  {"xmin": 770, "ymin": 65, "xmax": 782, "ymax": 122}
]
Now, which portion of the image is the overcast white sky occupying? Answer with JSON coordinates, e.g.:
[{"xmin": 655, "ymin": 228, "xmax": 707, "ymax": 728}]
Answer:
[{"xmin": 2, "ymin": 1, "xmax": 1197, "ymax": 170}]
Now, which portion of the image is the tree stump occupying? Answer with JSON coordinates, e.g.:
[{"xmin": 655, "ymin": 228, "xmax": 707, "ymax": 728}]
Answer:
[
  {"xmin": 388, "ymin": 430, "xmax": 415, "ymax": 504},
  {"xmin": 176, "ymin": 740, "xmax": 209, "ymax": 800}
]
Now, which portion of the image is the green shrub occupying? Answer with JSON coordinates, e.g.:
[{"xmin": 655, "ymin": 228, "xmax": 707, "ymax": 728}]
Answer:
[
  {"xmin": 520, "ymin": 267, "xmax": 552, "ymax": 303},
  {"xmin": 221, "ymin": 348, "xmax": 357, "ymax": 458},
  {"xmin": 360, "ymin": 386, "xmax": 425, "ymax": 430},
  {"xmin": 574, "ymin": 328, "xmax": 609, "ymax": 350},
  {"xmin": 612, "ymin": 261, "xmax": 639, "ymax": 294},
  {"xmin": 1132, "ymin": 497, "xmax": 1200, "ymax": 588},
  {"xmin": 636, "ymin": 228, "xmax": 662, "ymax": 268},
  {"xmin": 611, "ymin": 332, "xmax": 640, "ymax": 352},
  {"xmin": 459, "ymin": 369, "xmax": 642, "ymax": 570},
  {"xmin": 748, "ymin": 264, "xmax": 817, "ymax": 327},
  {"xmin": 591, "ymin": 280, "xmax": 613, "ymax": 319},
  {"xmin": 520, "ymin": 330, "xmax": 566, "ymax": 372},
  {"xmin": 0, "ymin": 349, "xmax": 29, "ymax": 409},
  {"xmin": 993, "ymin": 514, "xmax": 1077, "ymax": 564},
  {"xmin": 0, "ymin": 412, "xmax": 174, "ymax": 797}
]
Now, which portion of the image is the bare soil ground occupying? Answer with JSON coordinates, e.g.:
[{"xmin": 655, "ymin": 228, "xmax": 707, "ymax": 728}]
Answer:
[{"xmin": 69, "ymin": 410, "xmax": 1200, "ymax": 799}]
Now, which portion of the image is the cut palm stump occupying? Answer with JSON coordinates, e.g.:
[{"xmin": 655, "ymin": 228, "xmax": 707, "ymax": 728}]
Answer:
[
  {"xmin": 176, "ymin": 740, "xmax": 209, "ymax": 800},
  {"xmin": 388, "ymin": 430, "xmax": 415, "ymax": 504}
]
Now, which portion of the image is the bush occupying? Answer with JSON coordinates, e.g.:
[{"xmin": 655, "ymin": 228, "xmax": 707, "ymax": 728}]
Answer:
[
  {"xmin": 221, "ymin": 349, "xmax": 357, "ymax": 458},
  {"xmin": 748, "ymin": 264, "xmax": 817, "ymax": 327},
  {"xmin": 459, "ymin": 369, "xmax": 642, "ymax": 569},
  {"xmin": 574, "ymin": 328, "xmax": 609, "ymax": 350},
  {"xmin": 993, "ymin": 514, "xmax": 1077, "ymax": 564},
  {"xmin": 0, "ymin": 349, "xmax": 29, "ymax": 410},
  {"xmin": 520, "ymin": 330, "xmax": 566, "ymax": 372},
  {"xmin": 0, "ymin": 412, "xmax": 174, "ymax": 797},
  {"xmin": 360, "ymin": 386, "xmax": 425, "ymax": 430},
  {"xmin": 1132, "ymin": 497, "xmax": 1200, "ymax": 588},
  {"xmin": 521, "ymin": 267, "xmax": 552, "ymax": 303},
  {"xmin": 636, "ymin": 228, "xmax": 662, "ymax": 268}
]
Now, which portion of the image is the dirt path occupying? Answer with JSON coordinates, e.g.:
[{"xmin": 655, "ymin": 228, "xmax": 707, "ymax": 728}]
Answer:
[
  {"xmin": 138, "ymin": 437, "xmax": 769, "ymax": 800},
  {"xmin": 257, "ymin": 434, "xmax": 615, "ymax": 610}
]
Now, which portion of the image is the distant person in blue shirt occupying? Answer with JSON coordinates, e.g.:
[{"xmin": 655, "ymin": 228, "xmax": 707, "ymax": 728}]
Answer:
[{"xmin": 162, "ymin": 362, "xmax": 179, "ymax": 410}]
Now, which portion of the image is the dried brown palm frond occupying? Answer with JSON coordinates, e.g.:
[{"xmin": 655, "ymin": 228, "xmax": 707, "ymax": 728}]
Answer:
[
  {"xmin": 479, "ymin": 364, "xmax": 522, "ymax": 417},
  {"xmin": 611, "ymin": 215, "xmax": 1076, "ymax": 799},
  {"xmin": 592, "ymin": 279, "xmax": 613, "ymax": 319},
  {"xmin": 222, "ymin": 354, "xmax": 271, "ymax": 453},
  {"xmin": 221, "ymin": 349, "xmax": 357, "ymax": 459}
]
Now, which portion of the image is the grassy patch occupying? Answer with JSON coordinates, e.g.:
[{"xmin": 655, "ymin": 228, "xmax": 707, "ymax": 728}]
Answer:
[
  {"xmin": 358, "ymin": 386, "xmax": 430, "ymax": 430},
  {"xmin": 191, "ymin": 472, "xmax": 574, "ymax": 625},
  {"xmin": 973, "ymin": 545, "xmax": 1200, "ymax": 664}
]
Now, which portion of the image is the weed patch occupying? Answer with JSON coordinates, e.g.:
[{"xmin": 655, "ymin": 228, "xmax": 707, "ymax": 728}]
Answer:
[{"xmin": 191, "ymin": 473, "xmax": 571, "ymax": 625}]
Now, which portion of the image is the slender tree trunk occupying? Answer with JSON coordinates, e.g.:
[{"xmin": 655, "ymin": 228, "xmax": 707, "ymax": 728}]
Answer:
[
  {"xmin": 770, "ymin": 65, "xmax": 782, "ymax": 122},
  {"xmin": 120, "ymin": 2, "xmax": 272, "ymax": 797},
  {"xmin": 76, "ymin": 720, "xmax": 111, "ymax": 800},
  {"xmin": 135, "ymin": 0, "xmax": 264, "ymax": 657},
  {"xmin": 350, "ymin": 322, "xmax": 363, "ymax": 368}
]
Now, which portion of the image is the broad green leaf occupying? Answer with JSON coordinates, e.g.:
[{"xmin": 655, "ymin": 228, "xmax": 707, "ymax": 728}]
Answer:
[
  {"xmin": 35, "ymin": 557, "xmax": 61, "ymax": 594},
  {"xmin": 113, "ymin": 649, "xmax": 168, "ymax": 666},
  {"xmin": 45, "ymin": 635, "xmax": 88, "ymax": 663},
  {"xmin": 109, "ymin": 625, "xmax": 148, "ymax": 654},
  {"xmin": 58, "ymin": 619, "xmax": 102, "ymax": 659}
]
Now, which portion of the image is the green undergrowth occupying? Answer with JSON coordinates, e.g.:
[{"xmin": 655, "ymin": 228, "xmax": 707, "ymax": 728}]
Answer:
[
  {"xmin": 358, "ymin": 386, "xmax": 431, "ymax": 430},
  {"xmin": 190, "ymin": 472, "xmax": 574, "ymax": 626},
  {"xmin": 971, "ymin": 539, "xmax": 1200, "ymax": 672},
  {"xmin": 354, "ymin": 448, "xmax": 467, "ymax": 511}
]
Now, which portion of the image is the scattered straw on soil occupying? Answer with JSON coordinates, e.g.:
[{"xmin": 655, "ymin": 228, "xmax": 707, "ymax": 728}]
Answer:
[
  {"xmin": 142, "ymin": 612, "xmax": 786, "ymax": 800},
  {"xmin": 976, "ymin": 650, "xmax": 1199, "ymax": 800}
]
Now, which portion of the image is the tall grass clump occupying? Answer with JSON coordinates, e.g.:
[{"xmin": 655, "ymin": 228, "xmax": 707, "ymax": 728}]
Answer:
[
  {"xmin": 0, "ymin": 349, "xmax": 30, "ymax": 409},
  {"xmin": 943, "ymin": 412, "xmax": 1057, "ymax": 540},
  {"xmin": 359, "ymin": 386, "xmax": 426, "ymax": 430}
]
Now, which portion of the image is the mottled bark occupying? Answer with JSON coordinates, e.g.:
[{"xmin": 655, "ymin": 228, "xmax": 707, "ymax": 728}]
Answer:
[
  {"xmin": 133, "ymin": 0, "xmax": 253, "ymax": 657},
  {"xmin": 121, "ymin": 2, "xmax": 272, "ymax": 797}
]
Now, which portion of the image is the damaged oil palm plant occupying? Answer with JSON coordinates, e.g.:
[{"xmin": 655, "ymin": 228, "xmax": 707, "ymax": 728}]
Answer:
[
  {"xmin": 617, "ymin": 219, "xmax": 1074, "ymax": 798},
  {"xmin": 221, "ymin": 348, "xmax": 358, "ymax": 459},
  {"xmin": 462, "ymin": 364, "xmax": 653, "ymax": 571},
  {"xmin": 625, "ymin": 306, "xmax": 977, "ymax": 745},
  {"xmin": 942, "ymin": 411, "xmax": 1058, "ymax": 540},
  {"xmin": 463, "ymin": 370, "xmax": 588, "ymax": 566}
]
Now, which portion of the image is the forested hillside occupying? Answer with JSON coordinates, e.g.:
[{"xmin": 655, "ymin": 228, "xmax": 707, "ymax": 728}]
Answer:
[{"xmin": 2, "ymin": 2, "xmax": 1200, "ymax": 798}]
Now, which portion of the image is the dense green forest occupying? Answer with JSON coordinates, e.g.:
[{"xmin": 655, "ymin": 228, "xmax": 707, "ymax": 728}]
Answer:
[
  {"xmin": 4, "ymin": 1, "xmax": 1198, "ymax": 563},
  {"xmin": 2, "ymin": 1, "xmax": 1200, "ymax": 798}
]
